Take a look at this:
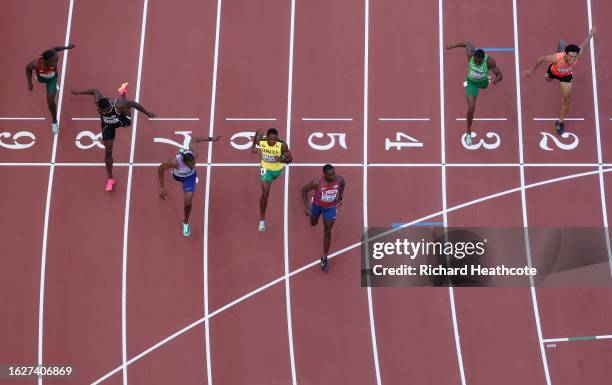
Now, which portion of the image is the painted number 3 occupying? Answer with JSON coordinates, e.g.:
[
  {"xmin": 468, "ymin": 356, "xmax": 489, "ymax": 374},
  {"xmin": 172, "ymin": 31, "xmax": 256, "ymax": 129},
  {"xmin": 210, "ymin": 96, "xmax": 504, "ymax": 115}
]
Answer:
[{"xmin": 461, "ymin": 131, "xmax": 501, "ymax": 150}]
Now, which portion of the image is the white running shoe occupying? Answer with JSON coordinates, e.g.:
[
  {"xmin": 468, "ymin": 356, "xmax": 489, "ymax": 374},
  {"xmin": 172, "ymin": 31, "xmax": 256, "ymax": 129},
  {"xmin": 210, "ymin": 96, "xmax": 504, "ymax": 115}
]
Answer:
[
  {"xmin": 464, "ymin": 133, "xmax": 472, "ymax": 146},
  {"xmin": 258, "ymin": 220, "xmax": 266, "ymax": 232},
  {"xmin": 51, "ymin": 121, "xmax": 59, "ymax": 135}
]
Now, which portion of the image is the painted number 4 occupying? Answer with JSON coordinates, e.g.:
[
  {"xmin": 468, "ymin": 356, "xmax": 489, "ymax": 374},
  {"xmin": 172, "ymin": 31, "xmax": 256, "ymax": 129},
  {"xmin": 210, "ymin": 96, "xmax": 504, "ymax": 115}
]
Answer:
[{"xmin": 385, "ymin": 132, "xmax": 423, "ymax": 150}]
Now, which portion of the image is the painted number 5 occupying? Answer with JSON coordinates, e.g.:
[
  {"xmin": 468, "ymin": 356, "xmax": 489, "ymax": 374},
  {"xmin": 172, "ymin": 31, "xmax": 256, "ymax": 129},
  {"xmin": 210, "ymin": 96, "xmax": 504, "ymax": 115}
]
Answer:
[{"xmin": 307, "ymin": 132, "xmax": 347, "ymax": 151}]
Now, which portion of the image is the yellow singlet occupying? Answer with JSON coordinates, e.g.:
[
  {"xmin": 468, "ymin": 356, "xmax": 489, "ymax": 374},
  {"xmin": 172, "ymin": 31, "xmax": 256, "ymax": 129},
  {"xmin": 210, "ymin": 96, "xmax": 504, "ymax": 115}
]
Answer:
[{"xmin": 259, "ymin": 138, "xmax": 284, "ymax": 171}]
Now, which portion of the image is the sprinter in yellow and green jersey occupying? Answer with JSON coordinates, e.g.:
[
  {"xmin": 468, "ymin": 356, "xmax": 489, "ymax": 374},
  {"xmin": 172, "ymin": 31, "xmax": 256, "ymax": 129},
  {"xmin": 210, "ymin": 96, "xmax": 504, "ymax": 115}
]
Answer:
[
  {"xmin": 445, "ymin": 42, "xmax": 503, "ymax": 146},
  {"xmin": 251, "ymin": 128, "xmax": 293, "ymax": 232}
]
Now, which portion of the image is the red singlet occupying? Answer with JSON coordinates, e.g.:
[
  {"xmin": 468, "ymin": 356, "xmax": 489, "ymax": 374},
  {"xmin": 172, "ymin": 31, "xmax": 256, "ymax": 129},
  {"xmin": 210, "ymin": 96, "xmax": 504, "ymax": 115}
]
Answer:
[
  {"xmin": 313, "ymin": 178, "xmax": 340, "ymax": 208},
  {"xmin": 35, "ymin": 58, "xmax": 57, "ymax": 79}
]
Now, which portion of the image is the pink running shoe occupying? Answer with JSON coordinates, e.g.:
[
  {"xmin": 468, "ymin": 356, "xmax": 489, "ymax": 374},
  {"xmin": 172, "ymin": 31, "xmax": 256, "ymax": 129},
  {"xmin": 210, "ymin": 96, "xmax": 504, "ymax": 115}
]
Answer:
[
  {"xmin": 105, "ymin": 178, "xmax": 115, "ymax": 191},
  {"xmin": 117, "ymin": 82, "xmax": 129, "ymax": 96}
]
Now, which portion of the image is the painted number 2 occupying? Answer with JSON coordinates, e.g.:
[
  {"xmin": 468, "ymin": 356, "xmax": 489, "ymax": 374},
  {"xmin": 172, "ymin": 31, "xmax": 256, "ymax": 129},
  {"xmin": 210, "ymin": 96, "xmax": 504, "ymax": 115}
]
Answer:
[
  {"xmin": 154, "ymin": 131, "xmax": 192, "ymax": 150},
  {"xmin": 539, "ymin": 132, "xmax": 579, "ymax": 151},
  {"xmin": 461, "ymin": 131, "xmax": 501, "ymax": 150}
]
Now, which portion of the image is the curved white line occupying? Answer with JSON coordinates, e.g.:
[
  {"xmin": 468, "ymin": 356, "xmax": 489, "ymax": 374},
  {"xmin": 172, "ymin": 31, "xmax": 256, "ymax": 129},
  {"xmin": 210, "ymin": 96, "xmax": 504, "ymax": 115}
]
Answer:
[{"xmin": 90, "ymin": 166, "xmax": 611, "ymax": 385}]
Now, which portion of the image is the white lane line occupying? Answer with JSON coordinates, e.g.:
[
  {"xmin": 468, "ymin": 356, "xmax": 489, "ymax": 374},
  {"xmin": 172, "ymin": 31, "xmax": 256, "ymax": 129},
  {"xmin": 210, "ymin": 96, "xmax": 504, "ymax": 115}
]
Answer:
[
  {"xmin": 148, "ymin": 117, "xmax": 199, "ymax": 121},
  {"xmin": 120, "ymin": 1, "xmax": 149, "ymax": 384},
  {"xmin": 363, "ymin": 0, "xmax": 382, "ymax": 384},
  {"xmin": 439, "ymin": 1, "xmax": 467, "ymax": 384},
  {"xmin": 1, "ymin": 162, "xmax": 605, "ymax": 168},
  {"xmin": 456, "ymin": 117, "xmax": 508, "ymax": 121},
  {"xmin": 0, "ymin": 163, "xmax": 53, "ymax": 166},
  {"xmin": 378, "ymin": 117, "xmax": 429, "ymax": 121},
  {"xmin": 301, "ymin": 117, "xmax": 353, "ymax": 121},
  {"xmin": 368, "ymin": 163, "xmax": 440, "ymax": 167},
  {"xmin": 533, "ymin": 117, "xmax": 584, "ymax": 121},
  {"xmin": 0, "ymin": 117, "xmax": 46, "ymax": 120},
  {"xmin": 37, "ymin": 2, "xmax": 74, "ymax": 385},
  {"xmin": 225, "ymin": 117, "xmax": 276, "ymax": 121},
  {"xmin": 203, "ymin": 0, "xmax": 222, "ymax": 383},
  {"xmin": 512, "ymin": 1, "xmax": 552, "ymax": 383},
  {"xmin": 283, "ymin": 0, "xmax": 298, "ymax": 383},
  {"xmin": 88, "ymin": 166, "xmax": 612, "ymax": 385},
  {"xmin": 71, "ymin": 117, "xmax": 99, "ymax": 120},
  {"xmin": 586, "ymin": 0, "xmax": 612, "ymax": 277}
]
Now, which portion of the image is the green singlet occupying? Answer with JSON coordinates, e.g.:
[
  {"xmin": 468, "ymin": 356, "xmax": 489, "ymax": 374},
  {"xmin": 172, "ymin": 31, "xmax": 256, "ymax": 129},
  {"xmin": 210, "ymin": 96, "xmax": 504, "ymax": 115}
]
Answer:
[{"xmin": 465, "ymin": 54, "xmax": 489, "ymax": 97}]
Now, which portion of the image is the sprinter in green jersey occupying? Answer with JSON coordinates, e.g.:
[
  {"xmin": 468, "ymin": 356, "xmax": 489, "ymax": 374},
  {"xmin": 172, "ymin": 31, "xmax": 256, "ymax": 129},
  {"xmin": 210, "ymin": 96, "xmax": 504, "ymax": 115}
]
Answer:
[{"xmin": 446, "ymin": 42, "xmax": 503, "ymax": 146}]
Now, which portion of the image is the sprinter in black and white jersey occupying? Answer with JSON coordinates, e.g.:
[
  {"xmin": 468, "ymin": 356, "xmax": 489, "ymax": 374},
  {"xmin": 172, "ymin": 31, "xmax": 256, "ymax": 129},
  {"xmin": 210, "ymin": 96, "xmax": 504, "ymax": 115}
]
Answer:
[
  {"xmin": 158, "ymin": 135, "xmax": 221, "ymax": 236},
  {"xmin": 71, "ymin": 84, "xmax": 156, "ymax": 191}
]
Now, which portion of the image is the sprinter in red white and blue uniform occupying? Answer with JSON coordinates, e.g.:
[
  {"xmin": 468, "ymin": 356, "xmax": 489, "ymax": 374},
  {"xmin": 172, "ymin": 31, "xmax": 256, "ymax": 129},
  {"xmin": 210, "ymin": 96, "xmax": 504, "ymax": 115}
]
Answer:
[
  {"xmin": 301, "ymin": 164, "xmax": 346, "ymax": 272},
  {"xmin": 158, "ymin": 136, "xmax": 220, "ymax": 236}
]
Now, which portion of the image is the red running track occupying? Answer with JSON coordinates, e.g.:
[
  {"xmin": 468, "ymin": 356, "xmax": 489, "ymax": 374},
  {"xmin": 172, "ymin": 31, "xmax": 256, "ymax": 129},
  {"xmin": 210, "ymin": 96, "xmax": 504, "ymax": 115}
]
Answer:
[{"xmin": 1, "ymin": 0, "xmax": 612, "ymax": 384}]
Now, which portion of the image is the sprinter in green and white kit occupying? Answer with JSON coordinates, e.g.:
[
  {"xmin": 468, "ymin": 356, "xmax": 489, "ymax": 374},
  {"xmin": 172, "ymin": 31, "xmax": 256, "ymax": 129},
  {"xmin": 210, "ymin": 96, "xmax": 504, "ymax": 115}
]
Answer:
[{"xmin": 446, "ymin": 42, "xmax": 503, "ymax": 146}]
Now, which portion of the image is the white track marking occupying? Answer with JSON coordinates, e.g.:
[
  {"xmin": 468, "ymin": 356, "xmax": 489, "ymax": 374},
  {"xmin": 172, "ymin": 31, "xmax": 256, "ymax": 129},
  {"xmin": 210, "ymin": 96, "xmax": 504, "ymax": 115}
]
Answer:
[
  {"xmin": 37, "ymin": 2, "xmax": 74, "ymax": 385},
  {"xmin": 88, "ymin": 166, "xmax": 612, "ymax": 385},
  {"xmin": 585, "ymin": 0, "xmax": 612, "ymax": 277},
  {"xmin": 363, "ymin": 0, "xmax": 382, "ymax": 384},
  {"xmin": 287, "ymin": 162, "xmax": 363, "ymax": 167},
  {"xmin": 0, "ymin": 117, "xmax": 46, "ymax": 120},
  {"xmin": 378, "ymin": 117, "xmax": 430, "ymax": 121},
  {"xmin": 225, "ymin": 117, "xmax": 276, "ymax": 121},
  {"xmin": 368, "ymin": 163, "xmax": 441, "ymax": 167},
  {"xmin": 202, "ymin": 0, "xmax": 222, "ymax": 383},
  {"xmin": 439, "ymin": 1, "xmax": 467, "ymax": 384},
  {"xmin": 0, "ymin": 163, "xmax": 52, "ymax": 166},
  {"xmin": 2, "ymin": 162, "xmax": 605, "ymax": 168},
  {"xmin": 148, "ymin": 117, "xmax": 199, "ymax": 121},
  {"xmin": 512, "ymin": 1, "xmax": 552, "ymax": 383},
  {"xmin": 283, "ymin": 0, "xmax": 298, "ymax": 383},
  {"xmin": 71, "ymin": 117, "xmax": 99, "ymax": 120},
  {"xmin": 120, "ymin": 1, "xmax": 149, "ymax": 384},
  {"xmin": 301, "ymin": 117, "xmax": 353, "ymax": 121},
  {"xmin": 456, "ymin": 117, "xmax": 508, "ymax": 121},
  {"xmin": 532, "ymin": 118, "xmax": 584, "ymax": 121}
]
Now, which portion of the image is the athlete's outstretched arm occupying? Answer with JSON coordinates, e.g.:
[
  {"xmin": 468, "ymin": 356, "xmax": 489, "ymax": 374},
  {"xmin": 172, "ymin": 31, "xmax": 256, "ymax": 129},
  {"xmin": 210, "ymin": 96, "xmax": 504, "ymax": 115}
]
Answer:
[
  {"xmin": 25, "ymin": 60, "xmax": 36, "ymax": 90},
  {"xmin": 338, "ymin": 176, "xmax": 346, "ymax": 205},
  {"xmin": 50, "ymin": 43, "xmax": 76, "ymax": 52},
  {"xmin": 578, "ymin": 27, "xmax": 597, "ymax": 58},
  {"xmin": 301, "ymin": 178, "xmax": 320, "ymax": 215},
  {"xmin": 522, "ymin": 54, "xmax": 557, "ymax": 77},
  {"xmin": 488, "ymin": 57, "xmax": 503, "ymax": 84},
  {"xmin": 71, "ymin": 88, "xmax": 104, "ymax": 103},
  {"xmin": 445, "ymin": 41, "xmax": 476, "ymax": 58},
  {"xmin": 279, "ymin": 142, "xmax": 293, "ymax": 164},
  {"xmin": 158, "ymin": 158, "xmax": 179, "ymax": 199},
  {"xmin": 252, "ymin": 129, "xmax": 264, "ymax": 153},
  {"xmin": 123, "ymin": 100, "xmax": 156, "ymax": 118},
  {"xmin": 187, "ymin": 136, "xmax": 221, "ymax": 158}
]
